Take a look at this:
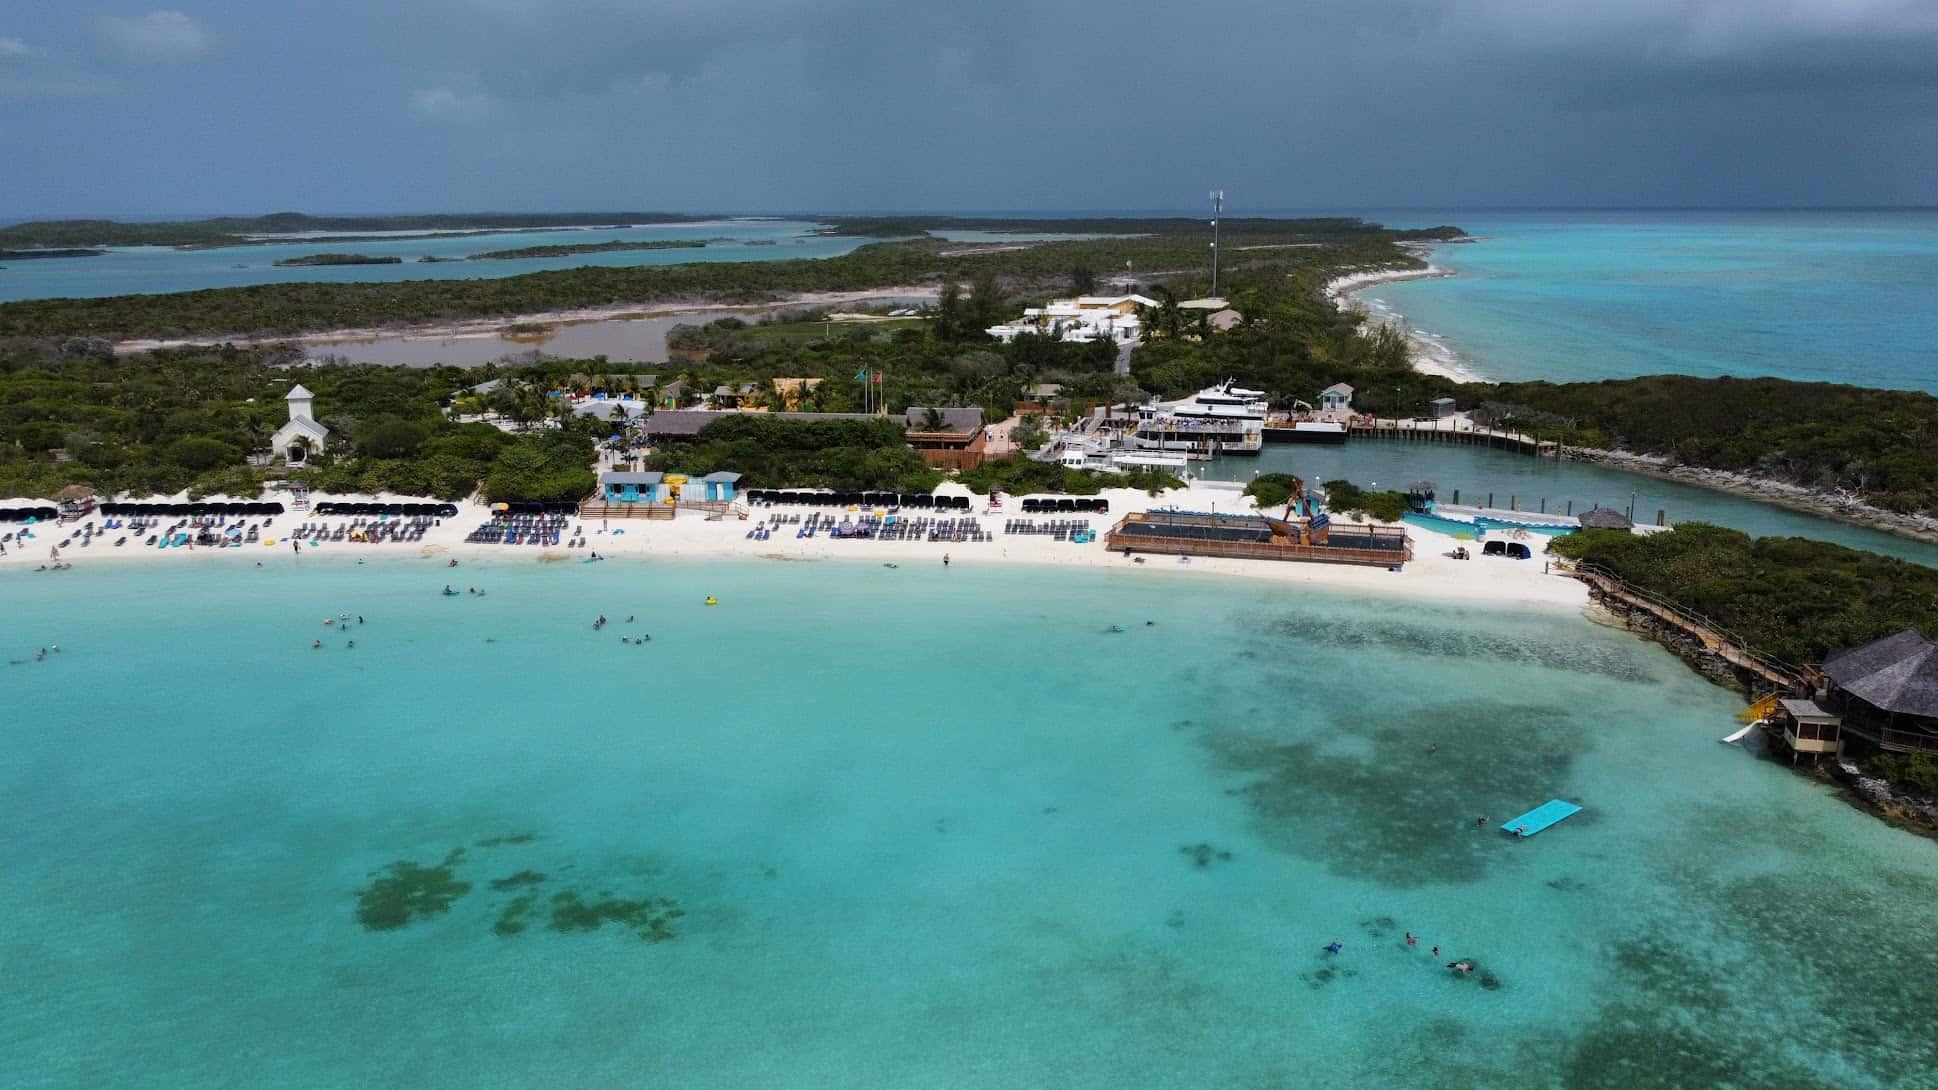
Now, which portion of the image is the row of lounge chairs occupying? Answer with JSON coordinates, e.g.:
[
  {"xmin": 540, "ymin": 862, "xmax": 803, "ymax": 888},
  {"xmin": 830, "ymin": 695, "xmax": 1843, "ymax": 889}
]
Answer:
[
  {"xmin": 99, "ymin": 501, "xmax": 286, "ymax": 517},
  {"xmin": 43, "ymin": 516, "xmax": 278, "ymax": 551},
  {"xmin": 1004, "ymin": 519, "xmax": 1094, "ymax": 541},
  {"xmin": 289, "ymin": 517, "xmax": 437, "ymax": 544},
  {"xmin": 0, "ymin": 507, "xmax": 58, "ymax": 522},
  {"xmin": 312, "ymin": 502, "xmax": 459, "ymax": 517},
  {"xmin": 782, "ymin": 514, "xmax": 992, "ymax": 543},
  {"xmin": 744, "ymin": 490, "xmax": 974, "ymax": 511},
  {"xmin": 465, "ymin": 513, "xmax": 571, "ymax": 546},
  {"xmin": 1018, "ymin": 497, "xmax": 1109, "ymax": 513}
]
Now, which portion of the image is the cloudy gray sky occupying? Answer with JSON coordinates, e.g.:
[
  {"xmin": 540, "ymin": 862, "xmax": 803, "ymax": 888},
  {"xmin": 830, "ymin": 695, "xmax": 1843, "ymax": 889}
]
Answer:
[{"xmin": 3, "ymin": 1, "xmax": 1936, "ymax": 216}]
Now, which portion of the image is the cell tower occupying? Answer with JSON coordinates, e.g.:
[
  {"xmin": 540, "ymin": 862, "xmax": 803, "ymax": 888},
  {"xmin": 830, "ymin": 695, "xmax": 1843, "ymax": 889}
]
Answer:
[{"xmin": 1209, "ymin": 189, "xmax": 1224, "ymax": 297}]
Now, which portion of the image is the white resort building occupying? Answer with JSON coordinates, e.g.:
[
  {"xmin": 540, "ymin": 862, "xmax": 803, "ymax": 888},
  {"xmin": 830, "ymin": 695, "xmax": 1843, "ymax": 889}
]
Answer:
[
  {"xmin": 985, "ymin": 294, "xmax": 1157, "ymax": 345},
  {"xmin": 271, "ymin": 384, "xmax": 330, "ymax": 466}
]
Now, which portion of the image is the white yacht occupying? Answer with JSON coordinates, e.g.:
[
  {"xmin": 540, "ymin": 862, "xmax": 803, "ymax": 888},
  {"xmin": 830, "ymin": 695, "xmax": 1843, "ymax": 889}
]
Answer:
[{"xmin": 1130, "ymin": 381, "xmax": 1267, "ymax": 457}]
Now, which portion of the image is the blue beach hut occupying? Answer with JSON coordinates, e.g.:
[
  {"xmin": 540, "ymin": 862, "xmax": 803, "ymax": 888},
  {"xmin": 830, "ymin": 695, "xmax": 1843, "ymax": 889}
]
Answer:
[
  {"xmin": 698, "ymin": 471, "xmax": 741, "ymax": 502},
  {"xmin": 601, "ymin": 470, "xmax": 664, "ymax": 504}
]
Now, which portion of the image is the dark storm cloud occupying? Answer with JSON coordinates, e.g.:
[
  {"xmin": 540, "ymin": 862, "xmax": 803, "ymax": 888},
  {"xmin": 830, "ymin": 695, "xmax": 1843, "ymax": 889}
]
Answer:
[{"xmin": 2, "ymin": 1, "xmax": 1935, "ymax": 215}]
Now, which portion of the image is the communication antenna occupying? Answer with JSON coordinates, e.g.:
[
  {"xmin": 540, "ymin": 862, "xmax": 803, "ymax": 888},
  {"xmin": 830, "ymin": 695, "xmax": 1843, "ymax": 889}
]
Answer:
[{"xmin": 1209, "ymin": 189, "xmax": 1224, "ymax": 296}]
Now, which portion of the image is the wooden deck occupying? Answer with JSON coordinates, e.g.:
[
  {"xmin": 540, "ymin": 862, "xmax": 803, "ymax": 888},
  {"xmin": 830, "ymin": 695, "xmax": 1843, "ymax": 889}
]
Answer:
[
  {"xmin": 1569, "ymin": 562, "xmax": 1802, "ymax": 690},
  {"xmin": 578, "ymin": 500, "xmax": 674, "ymax": 520},
  {"xmin": 1104, "ymin": 512, "xmax": 1409, "ymax": 568}
]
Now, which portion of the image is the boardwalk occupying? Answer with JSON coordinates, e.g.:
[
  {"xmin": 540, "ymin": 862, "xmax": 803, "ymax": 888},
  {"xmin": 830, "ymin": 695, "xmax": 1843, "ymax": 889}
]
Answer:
[{"xmin": 1569, "ymin": 563, "xmax": 1801, "ymax": 690}]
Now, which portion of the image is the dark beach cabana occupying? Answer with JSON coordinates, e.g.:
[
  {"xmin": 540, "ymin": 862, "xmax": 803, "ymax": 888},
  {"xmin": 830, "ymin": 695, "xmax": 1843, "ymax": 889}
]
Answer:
[
  {"xmin": 1818, "ymin": 629, "xmax": 1938, "ymax": 754},
  {"xmin": 1577, "ymin": 505, "xmax": 1633, "ymax": 530}
]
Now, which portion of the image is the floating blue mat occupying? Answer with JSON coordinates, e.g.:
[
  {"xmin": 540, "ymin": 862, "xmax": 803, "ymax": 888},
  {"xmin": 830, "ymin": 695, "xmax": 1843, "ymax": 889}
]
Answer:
[{"xmin": 1502, "ymin": 799, "xmax": 1582, "ymax": 838}]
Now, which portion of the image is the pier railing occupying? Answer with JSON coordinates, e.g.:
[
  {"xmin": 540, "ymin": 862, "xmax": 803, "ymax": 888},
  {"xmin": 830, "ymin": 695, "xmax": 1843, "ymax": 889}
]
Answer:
[{"xmin": 1566, "ymin": 561, "xmax": 1803, "ymax": 688}]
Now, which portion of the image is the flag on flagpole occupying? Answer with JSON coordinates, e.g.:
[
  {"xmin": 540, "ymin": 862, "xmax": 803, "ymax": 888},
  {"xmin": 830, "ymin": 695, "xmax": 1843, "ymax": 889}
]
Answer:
[{"xmin": 854, "ymin": 368, "xmax": 867, "ymax": 382}]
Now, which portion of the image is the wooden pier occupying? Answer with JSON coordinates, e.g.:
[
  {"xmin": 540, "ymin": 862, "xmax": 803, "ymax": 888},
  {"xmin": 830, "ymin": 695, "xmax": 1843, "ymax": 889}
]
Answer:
[
  {"xmin": 1568, "ymin": 562, "xmax": 1802, "ymax": 691},
  {"xmin": 1349, "ymin": 419, "xmax": 1556, "ymax": 456}
]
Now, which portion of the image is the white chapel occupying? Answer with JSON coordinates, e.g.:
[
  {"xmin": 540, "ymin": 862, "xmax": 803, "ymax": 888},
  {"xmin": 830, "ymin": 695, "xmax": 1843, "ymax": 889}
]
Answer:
[{"xmin": 271, "ymin": 384, "xmax": 330, "ymax": 465}]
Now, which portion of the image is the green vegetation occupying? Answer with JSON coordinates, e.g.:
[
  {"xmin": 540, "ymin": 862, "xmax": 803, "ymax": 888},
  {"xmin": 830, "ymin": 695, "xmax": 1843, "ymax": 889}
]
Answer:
[
  {"xmin": 647, "ymin": 415, "xmax": 942, "ymax": 493},
  {"xmin": 668, "ymin": 312, "xmax": 930, "ymax": 353},
  {"xmin": 957, "ymin": 457, "xmax": 1182, "ymax": 497},
  {"xmin": 1867, "ymin": 753, "xmax": 1938, "ymax": 795},
  {"xmin": 0, "ymin": 248, "xmax": 104, "ymax": 260},
  {"xmin": 354, "ymin": 849, "xmax": 473, "ymax": 931},
  {"xmin": 547, "ymin": 889, "xmax": 684, "ymax": 942},
  {"xmin": 1473, "ymin": 375, "xmax": 1938, "ymax": 516},
  {"xmin": 1244, "ymin": 473, "xmax": 1304, "ymax": 510},
  {"xmin": 1322, "ymin": 480, "xmax": 1410, "ymax": 522},
  {"xmin": 272, "ymin": 253, "xmax": 403, "ymax": 267},
  {"xmin": 1548, "ymin": 523, "xmax": 1938, "ymax": 666},
  {"xmin": 0, "ymin": 217, "xmax": 1451, "ymax": 341},
  {"xmin": 468, "ymin": 238, "xmax": 706, "ymax": 261},
  {"xmin": 0, "ymin": 211, "xmax": 707, "ymax": 250},
  {"xmin": 0, "ymin": 346, "xmax": 601, "ymax": 500}
]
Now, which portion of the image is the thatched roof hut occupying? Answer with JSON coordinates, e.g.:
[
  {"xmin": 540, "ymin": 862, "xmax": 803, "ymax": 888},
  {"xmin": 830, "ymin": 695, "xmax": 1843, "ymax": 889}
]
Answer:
[
  {"xmin": 1823, "ymin": 630, "xmax": 1938, "ymax": 719},
  {"xmin": 1577, "ymin": 505, "xmax": 1632, "ymax": 530}
]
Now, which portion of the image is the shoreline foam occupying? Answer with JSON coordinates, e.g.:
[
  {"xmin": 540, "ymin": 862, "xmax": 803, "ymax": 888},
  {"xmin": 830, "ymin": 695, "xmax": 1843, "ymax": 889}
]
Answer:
[{"xmin": 1324, "ymin": 255, "xmax": 1478, "ymax": 383}]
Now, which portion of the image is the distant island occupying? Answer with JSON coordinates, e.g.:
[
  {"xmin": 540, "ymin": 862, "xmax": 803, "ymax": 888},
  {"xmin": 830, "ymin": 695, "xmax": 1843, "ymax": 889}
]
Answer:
[
  {"xmin": 273, "ymin": 253, "xmax": 404, "ymax": 267},
  {"xmin": 0, "ymin": 211, "xmax": 718, "ymax": 250},
  {"xmin": 467, "ymin": 239, "xmax": 708, "ymax": 261},
  {"xmin": 0, "ymin": 248, "xmax": 106, "ymax": 260}
]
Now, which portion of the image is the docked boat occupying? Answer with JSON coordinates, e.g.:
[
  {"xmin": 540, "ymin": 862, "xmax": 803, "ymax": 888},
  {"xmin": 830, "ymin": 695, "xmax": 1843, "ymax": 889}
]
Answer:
[{"xmin": 1130, "ymin": 381, "xmax": 1267, "ymax": 457}]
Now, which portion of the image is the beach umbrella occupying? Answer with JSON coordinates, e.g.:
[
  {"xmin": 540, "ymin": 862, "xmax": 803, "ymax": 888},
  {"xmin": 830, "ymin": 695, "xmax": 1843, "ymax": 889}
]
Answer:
[{"xmin": 493, "ymin": 502, "xmax": 510, "ymax": 512}]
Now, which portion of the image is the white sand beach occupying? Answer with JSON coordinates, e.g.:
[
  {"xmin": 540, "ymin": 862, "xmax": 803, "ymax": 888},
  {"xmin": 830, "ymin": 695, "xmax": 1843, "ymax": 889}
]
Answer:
[
  {"xmin": 1324, "ymin": 266, "xmax": 1478, "ymax": 383},
  {"xmin": 0, "ymin": 483, "xmax": 1587, "ymax": 612}
]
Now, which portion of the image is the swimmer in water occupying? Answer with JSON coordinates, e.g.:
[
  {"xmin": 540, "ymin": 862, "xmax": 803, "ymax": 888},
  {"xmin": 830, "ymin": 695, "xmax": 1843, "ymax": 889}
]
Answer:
[
  {"xmin": 311, "ymin": 640, "xmax": 321, "ymax": 650},
  {"xmin": 1324, "ymin": 941, "xmax": 1343, "ymax": 955},
  {"xmin": 346, "ymin": 640, "xmax": 355, "ymax": 649}
]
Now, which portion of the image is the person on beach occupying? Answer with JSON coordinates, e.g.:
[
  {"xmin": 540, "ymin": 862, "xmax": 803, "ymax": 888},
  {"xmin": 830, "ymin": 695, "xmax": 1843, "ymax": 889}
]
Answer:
[{"xmin": 943, "ymin": 553, "xmax": 951, "ymax": 567}]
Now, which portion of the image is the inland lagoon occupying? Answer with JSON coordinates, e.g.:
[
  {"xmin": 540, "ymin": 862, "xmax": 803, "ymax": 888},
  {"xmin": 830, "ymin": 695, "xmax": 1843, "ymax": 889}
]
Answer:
[{"xmin": 5, "ymin": 557, "xmax": 1936, "ymax": 1088}]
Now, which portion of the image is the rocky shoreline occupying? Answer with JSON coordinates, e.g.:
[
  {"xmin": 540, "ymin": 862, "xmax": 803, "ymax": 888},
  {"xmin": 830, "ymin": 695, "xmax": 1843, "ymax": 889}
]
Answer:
[
  {"xmin": 1563, "ymin": 446, "xmax": 1938, "ymax": 547},
  {"xmin": 1583, "ymin": 594, "xmax": 1938, "ymax": 839}
]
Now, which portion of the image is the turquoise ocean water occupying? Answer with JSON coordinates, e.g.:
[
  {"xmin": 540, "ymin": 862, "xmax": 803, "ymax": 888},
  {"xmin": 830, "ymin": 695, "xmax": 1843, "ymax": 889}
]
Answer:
[
  {"xmin": 6, "ymin": 557, "xmax": 1937, "ymax": 1088},
  {"xmin": 1356, "ymin": 210, "xmax": 1938, "ymax": 393}
]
